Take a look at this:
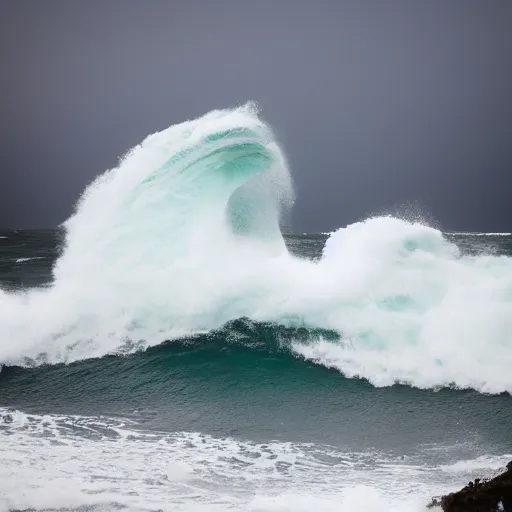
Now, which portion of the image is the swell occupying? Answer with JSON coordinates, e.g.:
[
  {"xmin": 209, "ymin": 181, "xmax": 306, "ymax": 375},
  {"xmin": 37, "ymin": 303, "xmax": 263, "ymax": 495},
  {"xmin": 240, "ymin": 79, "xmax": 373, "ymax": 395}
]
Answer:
[
  {"xmin": 1, "ymin": 317, "xmax": 509, "ymax": 397},
  {"xmin": 2, "ymin": 318, "xmax": 512, "ymax": 451}
]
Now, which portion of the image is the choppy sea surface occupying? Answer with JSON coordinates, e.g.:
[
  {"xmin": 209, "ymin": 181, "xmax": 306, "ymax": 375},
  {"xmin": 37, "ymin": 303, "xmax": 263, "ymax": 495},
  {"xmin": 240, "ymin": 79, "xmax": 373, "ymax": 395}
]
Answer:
[{"xmin": 1, "ymin": 104, "xmax": 511, "ymax": 511}]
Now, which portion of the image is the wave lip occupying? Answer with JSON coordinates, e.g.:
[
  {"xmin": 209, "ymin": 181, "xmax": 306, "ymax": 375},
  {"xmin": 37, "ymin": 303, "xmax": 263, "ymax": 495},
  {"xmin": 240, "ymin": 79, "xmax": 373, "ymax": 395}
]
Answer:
[{"xmin": 54, "ymin": 102, "xmax": 292, "ymax": 282}]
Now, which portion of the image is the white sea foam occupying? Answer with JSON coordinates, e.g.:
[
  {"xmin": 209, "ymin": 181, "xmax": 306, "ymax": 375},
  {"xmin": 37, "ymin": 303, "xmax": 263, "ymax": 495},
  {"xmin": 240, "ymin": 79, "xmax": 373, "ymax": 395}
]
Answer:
[
  {"xmin": 0, "ymin": 408, "xmax": 506, "ymax": 512},
  {"xmin": 0, "ymin": 104, "xmax": 511, "ymax": 393},
  {"xmin": 440, "ymin": 455, "xmax": 512, "ymax": 474}
]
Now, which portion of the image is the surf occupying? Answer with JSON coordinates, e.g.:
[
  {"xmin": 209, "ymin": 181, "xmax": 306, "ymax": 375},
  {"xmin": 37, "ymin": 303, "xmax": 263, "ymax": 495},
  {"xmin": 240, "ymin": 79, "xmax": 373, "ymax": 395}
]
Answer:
[
  {"xmin": 1, "ymin": 103, "xmax": 512, "ymax": 394},
  {"xmin": 5, "ymin": 406, "xmax": 507, "ymax": 512}
]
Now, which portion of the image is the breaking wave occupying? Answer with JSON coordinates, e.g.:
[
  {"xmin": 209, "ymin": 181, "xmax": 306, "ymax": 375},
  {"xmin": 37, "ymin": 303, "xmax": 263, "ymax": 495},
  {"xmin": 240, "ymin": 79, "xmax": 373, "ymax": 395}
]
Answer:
[{"xmin": 1, "ymin": 103, "xmax": 512, "ymax": 394}]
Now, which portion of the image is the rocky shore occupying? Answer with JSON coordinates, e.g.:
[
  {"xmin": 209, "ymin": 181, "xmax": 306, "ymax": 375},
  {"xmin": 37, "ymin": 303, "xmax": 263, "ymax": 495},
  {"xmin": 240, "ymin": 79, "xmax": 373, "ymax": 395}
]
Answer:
[{"xmin": 428, "ymin": 461, "xmax": 512, "ymax": 512}]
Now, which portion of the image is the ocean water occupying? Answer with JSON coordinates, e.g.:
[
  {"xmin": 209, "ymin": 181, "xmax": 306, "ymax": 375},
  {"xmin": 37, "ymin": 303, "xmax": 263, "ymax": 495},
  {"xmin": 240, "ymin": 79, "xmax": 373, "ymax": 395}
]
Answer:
[{"xmin": 1, "ymin": 104, "xmax": 512, "ymax": 511}]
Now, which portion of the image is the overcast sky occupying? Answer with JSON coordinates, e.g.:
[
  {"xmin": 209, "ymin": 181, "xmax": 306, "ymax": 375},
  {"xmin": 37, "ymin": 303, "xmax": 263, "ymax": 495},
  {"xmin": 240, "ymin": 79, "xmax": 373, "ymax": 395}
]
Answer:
[{"xmin": 1, "ymin": 0, "xmax": 511, "ymax": 232}]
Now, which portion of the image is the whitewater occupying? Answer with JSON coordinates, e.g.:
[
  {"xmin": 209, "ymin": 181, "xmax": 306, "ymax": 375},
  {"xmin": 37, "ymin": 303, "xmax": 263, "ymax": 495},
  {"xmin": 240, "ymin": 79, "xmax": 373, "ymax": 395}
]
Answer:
[
  {"xmin": 1, "ymin": 102, "xmax": 512, "ymax": 393},
  {"xmin": 3, "ymin": 405, "xmax": 511, "ymax": 512}
]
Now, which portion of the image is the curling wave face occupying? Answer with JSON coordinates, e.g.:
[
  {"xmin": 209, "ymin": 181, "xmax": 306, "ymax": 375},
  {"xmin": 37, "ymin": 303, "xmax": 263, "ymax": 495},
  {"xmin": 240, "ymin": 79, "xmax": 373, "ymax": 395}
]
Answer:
[{"xmin": 1, "ymin": 103, "xmax": 512, "ymax": 394}]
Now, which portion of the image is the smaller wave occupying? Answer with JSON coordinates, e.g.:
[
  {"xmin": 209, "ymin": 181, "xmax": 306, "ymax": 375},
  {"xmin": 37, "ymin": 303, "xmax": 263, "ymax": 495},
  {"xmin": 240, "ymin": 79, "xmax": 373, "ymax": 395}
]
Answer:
[
  {"xmin": 448, "ymin": 232, "xmax": 511, "ymax": 236},
  {"xmin": 440, "ymin": 455, "xmax": 512, "ymax": 475},
  {"xmin": 15, "ymin": 257, "xmax": 45, "ymax": 264}
]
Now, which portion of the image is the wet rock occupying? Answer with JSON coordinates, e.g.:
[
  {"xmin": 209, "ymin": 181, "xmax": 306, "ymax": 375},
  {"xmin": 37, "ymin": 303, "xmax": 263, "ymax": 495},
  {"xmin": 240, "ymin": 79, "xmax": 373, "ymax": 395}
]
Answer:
[{"xmin": 428, "ymin": 461, "xmax": 512, "ymax": 512}]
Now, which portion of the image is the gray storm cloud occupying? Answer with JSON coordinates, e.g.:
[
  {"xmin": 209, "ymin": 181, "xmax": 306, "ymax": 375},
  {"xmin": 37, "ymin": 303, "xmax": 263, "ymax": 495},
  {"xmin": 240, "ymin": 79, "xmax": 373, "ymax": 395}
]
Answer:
[{"xmin": 1, "ymin": 0, "xmax": 511, "ymax": 231}]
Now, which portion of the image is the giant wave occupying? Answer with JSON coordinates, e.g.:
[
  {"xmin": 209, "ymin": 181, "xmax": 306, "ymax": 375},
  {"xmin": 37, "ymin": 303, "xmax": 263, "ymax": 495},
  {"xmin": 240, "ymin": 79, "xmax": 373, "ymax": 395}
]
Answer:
[{"xmin": 1, "ymin": 103, "xmax": 512, "ymax": 393}]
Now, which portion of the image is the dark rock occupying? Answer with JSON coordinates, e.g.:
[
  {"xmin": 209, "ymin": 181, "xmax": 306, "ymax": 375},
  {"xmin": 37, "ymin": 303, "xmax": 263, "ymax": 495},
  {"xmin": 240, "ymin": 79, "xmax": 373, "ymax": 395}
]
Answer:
[{"xmin": 428, "ymin": 461, "xmax": 512, "ymax": 512}]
